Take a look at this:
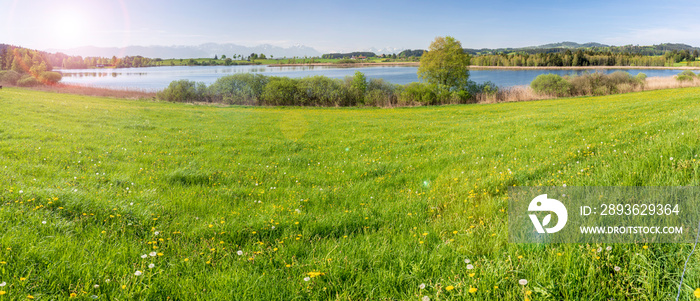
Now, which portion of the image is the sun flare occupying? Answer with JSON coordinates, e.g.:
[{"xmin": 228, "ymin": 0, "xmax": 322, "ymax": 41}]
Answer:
[{"xmin": 50, "ymin": 11, "xmax": 87, "ymax": 47}]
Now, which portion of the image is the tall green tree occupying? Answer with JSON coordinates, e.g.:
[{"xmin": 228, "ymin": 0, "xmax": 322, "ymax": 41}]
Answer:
[{"xmin": 417, "ymin": 36, "xmax": 470, "ymax": 91}]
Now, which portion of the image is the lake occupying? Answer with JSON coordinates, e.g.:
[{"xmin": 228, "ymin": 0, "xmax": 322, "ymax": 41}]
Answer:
[{"xmin": 58, "ymin": 65, "xmax": 689, "ymax": 90}]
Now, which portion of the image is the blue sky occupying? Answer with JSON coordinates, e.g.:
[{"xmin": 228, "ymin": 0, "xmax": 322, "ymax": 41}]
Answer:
[{"xmin": 3, "ymin": 0, "xmax": 700, "ymax": 52}]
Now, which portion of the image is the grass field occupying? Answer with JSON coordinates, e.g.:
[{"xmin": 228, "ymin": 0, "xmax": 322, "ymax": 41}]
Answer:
[{"xmin": 2, "ymin": 87, "xmax": 700, "ymax": 300}]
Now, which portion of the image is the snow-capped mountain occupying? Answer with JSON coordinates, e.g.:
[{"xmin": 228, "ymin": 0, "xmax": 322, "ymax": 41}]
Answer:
[{"xmin": 48, "ymin": 43, "xmax": 323, "ymax": 59}]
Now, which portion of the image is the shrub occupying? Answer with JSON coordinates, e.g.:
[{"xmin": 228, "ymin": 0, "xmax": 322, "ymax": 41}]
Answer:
[
  {"xmin": 260, "ymin": 77, "xmax": 299, "ymax": 106},
  {"xmin": 676, "ymin": 70, "xmax": 697, "ymax": 82},
  {"xmin": 634, "ymin": 73, "xmax": 647, "ymax": 88},
  {"xmin": 296, "ymin": 76, "xmax": 345, "ymax": 106},
  {"xmin": 466, "ymin": 81, "xmax": 497, "ymax": 98},
  {"xmin": 399, "ymin": 82, "xmax": 437, "ymax": 105},
  {"xmin": 17, "ymin": 75, "xmax": 40, "ymax": 87},
  {"xmin": 39, "ymin": 71, "xmax": 62, "ymax": 84},
  {"xmin": 0, "ymin": 70, "xmax": 21, "ymax": 85},
  {"xmin": 531, "ymin": 74, "xmax": 571, "ymax": 97},
  {"xmin": 365, "ymin": 78, "xmax": 398, "ymax": 106},
  {"xmin": 634, "ymin": 72, "xmax": 647, "ymax": 82},
  {"xmin": 208, "ymin": 74, "xmax": 268, "ymax": 105},
  {"xmin": 156, "ymin": 80, "xmax": 203, "ymax": 102},
  {"xmin": 350, "ymin": 71, "xmax": 367, "ymax": 104}
]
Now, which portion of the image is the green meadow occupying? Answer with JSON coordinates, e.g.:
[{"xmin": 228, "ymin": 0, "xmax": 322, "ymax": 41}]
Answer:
[{"xmin": 2, "ymin": 87, "xmax": 700, "ymax": 300}]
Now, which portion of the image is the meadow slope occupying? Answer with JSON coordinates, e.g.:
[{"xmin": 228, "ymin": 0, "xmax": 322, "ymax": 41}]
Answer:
[{"xmin": 1, "ymin": 87, "xmax": 700, "ymax": 300}]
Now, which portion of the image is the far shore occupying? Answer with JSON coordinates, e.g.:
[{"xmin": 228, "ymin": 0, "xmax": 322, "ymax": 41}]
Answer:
[{"xmin": 267, "ymin": 62, "xmax": 700, "ymax": 70}]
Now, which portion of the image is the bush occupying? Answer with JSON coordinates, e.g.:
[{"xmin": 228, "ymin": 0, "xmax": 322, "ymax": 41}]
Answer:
[
  {"xmin": 0, "ymin": 70, "xmax": 21, "ymax": 85},
  {"xmin": 208, "ymin": 74, "xmax": 268, "ymax": 105},
  {"xmin": 365, "ymin": 79, "xmax": 398, "ymax": 106},
  {"xmin": 17, "ymin": 75, "xmax": 40, "ymax": 87},
  {"xmin": 676, "ymin": 70, "xmax": 697, "ymax": 82},
  {"xmin": 531, "ymin": 74, "xmax": 571, "ymax": 97},
  {"xmin": 634, "ymin": 73, "xmax": 647, "ymax": 88},
  {"xmin": 260, "ymin": 77, "xmax": 299, "ymax": 105},
  {"xmin": 156, "ymin": 80, "xmax": 204, "ymax": 102},
  {"xmin": 634, "ymin": 72, "xmax": 647, "ymax": 82},
  {"xmin": 39, "ymin": 71, "xmax": 62, "ymax": 84},
  {"xmin": 296, "ymin": 76, "xmax": 346, "ymax": 106},
  {"xmin": 399, "ymin": 83, "xmax": 438, "ymax": 105},
  {"xmin": 350, "ymin": 71, "xmax": 367, "ymax": 104},
  {"xmin": 466, "ymin": 81, "xmax": 497, "ymax": 97}
]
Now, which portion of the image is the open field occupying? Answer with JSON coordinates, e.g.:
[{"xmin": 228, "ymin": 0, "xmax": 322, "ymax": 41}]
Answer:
[{"xmin": 2, "ymin": 87, "xmax": 700, "ymax": 299}]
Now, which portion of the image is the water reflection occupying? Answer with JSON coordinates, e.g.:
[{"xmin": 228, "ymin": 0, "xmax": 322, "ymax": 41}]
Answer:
[
  {"xmin": 58, "ymin": 65, "xmax": 688, "ymax": 90},
  {"xmin": 63, "ymin": 72, "xmax": 148, "ymax": 78}
]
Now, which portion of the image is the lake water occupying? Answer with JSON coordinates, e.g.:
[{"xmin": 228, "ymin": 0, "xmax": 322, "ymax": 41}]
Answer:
[{"xmin": 58, "ymin": 65, "xmax": 688, "ymax": 91}]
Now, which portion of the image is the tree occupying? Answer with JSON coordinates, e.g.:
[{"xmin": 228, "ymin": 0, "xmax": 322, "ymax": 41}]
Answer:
[
  {"xmin": 417, "ymin": 36, "xmax": 470, "ymax": 91},
  {"xmin": 221, "ymin": 54, "xmax": 226, "ymax": 59},
  {"xmin": 214, "ymin": 54, "xmax": 218, "ymax": 60}
]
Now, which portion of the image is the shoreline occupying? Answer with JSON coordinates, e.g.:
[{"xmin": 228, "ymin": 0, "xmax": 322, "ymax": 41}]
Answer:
[
  {"xmin": 267, "ymin": 62, "xmax": 700, "ymax": 70},
  {"xmin": 469, "ymin": 65, "xmax": 700, "ymax": 70},
  {"xmin": 267, "ymin": 62, "xmax": 420, "ymax": 67}
]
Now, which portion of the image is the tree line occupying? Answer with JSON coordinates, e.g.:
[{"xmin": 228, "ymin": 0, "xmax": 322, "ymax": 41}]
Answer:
[
  {"xmin": 470, "ymin": 49, "xmax": 692, "ymax": 67},
  {"xmin": 0, "ymin": 45, "xmax": 62, "ymax": 86}
]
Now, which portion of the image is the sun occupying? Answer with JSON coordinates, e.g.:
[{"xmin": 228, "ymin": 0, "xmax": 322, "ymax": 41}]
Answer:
[{"xmin": 50, "ymin": 11, "xmax": 88, "ymax": 47}]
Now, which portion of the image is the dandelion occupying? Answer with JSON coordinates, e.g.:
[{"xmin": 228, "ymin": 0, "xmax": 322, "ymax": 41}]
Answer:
[
  {"xmin": 148, "ymin": 263, "xmax": 155, "ymax": 269},
  {"xmin": 519, "ymin": 279, "xmax": 528, "ymax": 285},
  {"xmin": 134, "ymin": 271, "xmax": 142, "ymax": 276},
  {"xmin": 445, "ymin": 285, "xmax": 454, "ymax": 291},
  {"xmin": 91, "ymin": 295, "xmax": 98, "ymax": 299},
  {"xmin": 140, "ymin": 254, "xmax": 147, "ymax": 259},
  {"xmin": 70, "ymin": 293, "xmax": 77, "ymax": 297},
  {"xmin": 303, "ymin": 277, "xmax": 310, "ymax": 282},
  {"xmin": 27, "ymin": 295, "xmax": 34, "ymax": 299},
  {"xmin": 19, "ymin": 278, "xmax": 26, "ymax": 281},
  {"xmin": 466, "ymin": 264, "xmax": 474, "ymax": 270},
  {"xmin": 0, "ymin": 282, "xmax": 5, "ymax": 287},
  {"xmin": 422, "ymin": 296, "xmax": 430, "ymax": 301},
  {"xmin": 606, "ymin": 246, "xmax": 612, "ymax": 251},
  {"xmin": 0, "ymin": 291, "xmax": 5, "ymax": 295},
  {"xmin": 469, "ymin": 287, "xmax": 478, "ymax": 293},
  {"xmin": 464, "ymin": 258, "xmax": 471, "ymax": 264},
  {"xmin": 694, "ymin": 288, "xmax": 700, "ymax": 298},
  {"xmin": 614, "ymin": 266, "xmax": 621, "ymax": 272},
  {"xmin": 41, "ymin": 221, "xmax": 46, "ymax": 224},
  {"xmin": 307, "ymin": 272, "xmax": 325, "ymax": 278},
  {"xmin": 105, "ymin": 279, "xmax": 110, "ymax": 283},
  {"xmin": 149, "ymin": 252, "xmax": 157, "ymax": 257},
  {"xmin": 419, "ymin": 283, "xmax": 426, "ymax": 289},
  {"xmin": 154, "ymin": 231, "xmax": 159, "ymax": 235},
  {"xmin": 94, "ymin": 284, "xmax": 99, "ymax": 288},
  {"xmin": 670, "ymin": 157, "xmax": 674, "ymax": 161},
  {"xmin": 237, "ymin": 250, "xmax": 243, "ymax": 256}
]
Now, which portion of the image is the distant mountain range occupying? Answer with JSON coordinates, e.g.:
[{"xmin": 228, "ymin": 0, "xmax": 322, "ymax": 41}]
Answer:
[
  {"xmin": 48, "ymin": 43, "xmax": 323, "ymax": 59},
  {"xmin": 526, "ymin": 42, "xmax": 610, "ymax": 49},
  {"xmin": 41, "ymin": 41, "xmax": 700, "ymax": 59}
]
